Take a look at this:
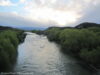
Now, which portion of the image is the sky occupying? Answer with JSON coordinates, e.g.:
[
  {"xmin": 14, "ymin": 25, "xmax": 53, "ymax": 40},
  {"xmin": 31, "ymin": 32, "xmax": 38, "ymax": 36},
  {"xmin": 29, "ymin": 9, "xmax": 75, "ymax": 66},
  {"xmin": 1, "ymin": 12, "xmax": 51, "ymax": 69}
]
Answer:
[{"xmin": 0, "ymin": 0, "xmax": 100, "ymax": 28}]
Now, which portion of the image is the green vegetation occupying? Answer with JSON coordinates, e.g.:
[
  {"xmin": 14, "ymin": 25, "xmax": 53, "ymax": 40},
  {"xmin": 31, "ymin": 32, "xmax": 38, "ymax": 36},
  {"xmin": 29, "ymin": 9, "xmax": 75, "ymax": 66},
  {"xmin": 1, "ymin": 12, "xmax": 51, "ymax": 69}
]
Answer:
[
  {"xmin": 41, "ymin": 23, "xmax": 100, "ymax": 69},
  {"xmin": 32, "ymin": 30, "xmax": 45, "ymax": 35},
  {"xmin": 0, "ymin": 29, "xmax": 25, "ymax": 72}
]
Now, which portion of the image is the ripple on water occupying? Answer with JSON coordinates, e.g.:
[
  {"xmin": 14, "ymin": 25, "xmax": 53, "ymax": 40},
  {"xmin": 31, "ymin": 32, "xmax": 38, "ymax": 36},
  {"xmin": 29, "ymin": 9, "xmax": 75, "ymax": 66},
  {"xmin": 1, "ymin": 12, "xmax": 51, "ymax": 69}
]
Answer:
[{"xmin": 14, "ymin": 32, "xmax": 93, "ymax": 75}]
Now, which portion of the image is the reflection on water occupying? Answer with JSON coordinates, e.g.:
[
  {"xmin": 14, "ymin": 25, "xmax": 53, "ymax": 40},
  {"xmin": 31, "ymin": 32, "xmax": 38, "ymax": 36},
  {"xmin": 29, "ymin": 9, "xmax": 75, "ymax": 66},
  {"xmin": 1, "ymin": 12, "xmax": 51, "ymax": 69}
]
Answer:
[{"xmin": 14, "ymin": 32, "xmax": 93, "ymax": 75}]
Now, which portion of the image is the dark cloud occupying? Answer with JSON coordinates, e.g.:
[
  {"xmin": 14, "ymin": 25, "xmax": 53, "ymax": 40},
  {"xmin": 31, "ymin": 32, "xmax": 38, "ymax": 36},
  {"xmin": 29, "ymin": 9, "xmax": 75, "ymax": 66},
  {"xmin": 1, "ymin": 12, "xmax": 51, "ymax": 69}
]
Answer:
[
  {"xmin": 74, "ymin": 4, "xmax": 100, "ymax": 26},
  {"xmin": 0, "ymin": 13, "xmax": 49, "ymax": 27}
]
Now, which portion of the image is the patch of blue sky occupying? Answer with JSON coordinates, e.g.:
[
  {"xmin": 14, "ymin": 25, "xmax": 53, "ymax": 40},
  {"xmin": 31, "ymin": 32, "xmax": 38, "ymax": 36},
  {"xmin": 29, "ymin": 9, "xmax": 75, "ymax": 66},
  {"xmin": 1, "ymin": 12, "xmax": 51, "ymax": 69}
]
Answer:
[
  {"xmin": 10, "ymin": 0, "xmax": 20, "ymax": 3},
  {"xmin": 0, "ymin": 4, "xmax": 24, "ymax": 13}
]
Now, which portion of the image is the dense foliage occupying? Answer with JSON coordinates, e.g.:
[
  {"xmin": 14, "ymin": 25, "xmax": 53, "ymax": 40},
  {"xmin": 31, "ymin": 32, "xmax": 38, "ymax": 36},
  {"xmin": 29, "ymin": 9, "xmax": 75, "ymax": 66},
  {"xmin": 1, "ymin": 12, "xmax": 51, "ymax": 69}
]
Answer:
[
  {"xmin": 0, "ymin": 29, "xmax": 24, "ymax": 72},
  {"xmin": 44, "ymin": 26, "xmax": 100, "ymax": 68}
]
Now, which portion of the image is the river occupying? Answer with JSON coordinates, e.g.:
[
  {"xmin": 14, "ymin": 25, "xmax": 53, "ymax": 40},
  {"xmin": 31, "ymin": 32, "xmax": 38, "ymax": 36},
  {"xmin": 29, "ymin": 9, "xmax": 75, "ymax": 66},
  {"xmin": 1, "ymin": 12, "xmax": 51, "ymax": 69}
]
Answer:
[{"xmin": 13, "ymin": 32, "xmax": 95, "ymax": 75}]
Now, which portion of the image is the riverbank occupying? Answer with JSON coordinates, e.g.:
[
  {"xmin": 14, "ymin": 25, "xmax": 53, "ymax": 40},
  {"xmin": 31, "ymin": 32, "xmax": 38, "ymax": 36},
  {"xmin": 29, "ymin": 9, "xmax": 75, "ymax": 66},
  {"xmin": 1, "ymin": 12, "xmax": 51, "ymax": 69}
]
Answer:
[
  {"xmin": 0, "ymin": 27, "xmax": 26, "ymax": 72},
  {"xmin": 32, "ymin": 22, "xmax": 100, "ymax": 71}
]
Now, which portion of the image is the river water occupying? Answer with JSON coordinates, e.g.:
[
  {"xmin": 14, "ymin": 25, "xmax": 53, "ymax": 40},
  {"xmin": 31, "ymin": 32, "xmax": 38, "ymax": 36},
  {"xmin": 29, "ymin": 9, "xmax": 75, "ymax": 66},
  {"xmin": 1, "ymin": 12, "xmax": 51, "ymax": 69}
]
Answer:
[{"xmin": 14, "ymin": 32, "xmax": 95, "ymax": 75}]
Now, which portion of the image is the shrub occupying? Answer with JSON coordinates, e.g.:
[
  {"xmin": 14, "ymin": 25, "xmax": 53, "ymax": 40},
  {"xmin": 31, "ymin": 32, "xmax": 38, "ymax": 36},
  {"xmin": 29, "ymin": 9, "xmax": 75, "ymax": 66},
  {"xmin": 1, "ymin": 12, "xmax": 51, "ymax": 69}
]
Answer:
[
  {"xmin": 45, "ymin": 27, "xmax": 100, "ymax": 68},
  {"xmin": 80, "ymin": 47, "xmax": 100, "ymax": 65},
  {"xmin": 0, "ymin": 30, "xmax": 22, "ymax": 72}
]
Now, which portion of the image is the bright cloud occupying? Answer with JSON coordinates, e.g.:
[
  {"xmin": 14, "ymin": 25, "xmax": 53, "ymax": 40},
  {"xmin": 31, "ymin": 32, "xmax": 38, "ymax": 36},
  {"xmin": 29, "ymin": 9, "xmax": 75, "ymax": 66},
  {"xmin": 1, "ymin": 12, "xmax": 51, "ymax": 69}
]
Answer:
[
  {"xmin": 24, "ymin": 7, "xmax": 80, "ymax": 26},
  {"xmin": 0, "ymin": 0, "xmax": 13, "ymax": 6},
  {"xmin": 20, "ymin": 0, "xmax": 26, "ymax": 3},
  {"xmin": 0, "ymin": 0, "xmax": 100, "ymax": 27},
  {"xmin": 21, "ymin": 0, "xmax": 96, "ymax": 26}
]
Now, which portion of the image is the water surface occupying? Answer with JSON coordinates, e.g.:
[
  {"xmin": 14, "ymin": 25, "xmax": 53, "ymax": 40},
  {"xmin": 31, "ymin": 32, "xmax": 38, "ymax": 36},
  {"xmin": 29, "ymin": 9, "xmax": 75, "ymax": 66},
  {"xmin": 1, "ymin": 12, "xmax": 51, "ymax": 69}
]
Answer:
[{"xmin": 14, "ymin": 32, "xmax": 93, "ymax": 75}]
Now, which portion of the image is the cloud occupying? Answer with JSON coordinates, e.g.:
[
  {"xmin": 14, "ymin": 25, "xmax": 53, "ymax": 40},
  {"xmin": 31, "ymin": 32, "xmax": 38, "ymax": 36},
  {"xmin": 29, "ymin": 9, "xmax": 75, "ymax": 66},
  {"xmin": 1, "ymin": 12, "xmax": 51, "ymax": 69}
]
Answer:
[
  {"xmin": 0, "ymin": 0, "xmax": 100, "ymax": 27},
  {"xmin": 75, "ymin": 3, "xmax": 100, "ymax": 24},
  {"xmin": 22, "ymin": 0, "xmax": 83, "ymax": 26},
  {"xmin": 20, "ymin": 0, "xmax": 26, "ymax": 3},
  {"xmin": 0, "ymin": 0, "xmax": 13, "ymax": 6},
  {"xmin": 24, "ymin": 0, "xmax": 98, "ymax": 26},
  {"xmin": 0, "ymin": 12, "xmax": 56, "ymax": 27},
  {"xmin": 23, "ymin": 6, "xmax": 80, "ymax": 26},
  {"xmin": 70, "ymin": 0, "xmax": 100, "ymax": 26}
]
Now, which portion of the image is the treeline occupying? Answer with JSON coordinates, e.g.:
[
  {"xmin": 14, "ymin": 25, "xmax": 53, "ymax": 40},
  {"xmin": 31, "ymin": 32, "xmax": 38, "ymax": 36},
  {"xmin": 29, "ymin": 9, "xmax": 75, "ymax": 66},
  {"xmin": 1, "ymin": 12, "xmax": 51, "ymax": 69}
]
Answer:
[
  {"xmin": 32, "ymin": 22, "xmax": 100, "ymax": 69},
  {"xmin": 0, "ymin": 28, "xmax": 25, "ymax": 72}
]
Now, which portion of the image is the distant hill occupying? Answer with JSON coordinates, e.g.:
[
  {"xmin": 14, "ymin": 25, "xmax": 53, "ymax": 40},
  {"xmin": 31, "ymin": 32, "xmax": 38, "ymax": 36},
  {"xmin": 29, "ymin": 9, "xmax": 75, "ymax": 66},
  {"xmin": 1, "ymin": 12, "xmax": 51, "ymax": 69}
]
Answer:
[
  {"xmin": 47, "ymin": 22, "xmax": 100, "ymax": 30},
  {"xmin": 75, "ymin": 22, "xmax": 100, "ymax": 28},
  {"xmin": 0, "ymin": 26, "xmax": 12, "ymax": 31},
  {"xmin": 0, "ymin": 22, "xmax": 100, "ymax": 31},
  {"xmin": 15, "ymin": 27, "xmax": 46, "ymax": 30},
  {"xmin": 0, "ymin": 25, "xmax": 46, "ymax": 31}
]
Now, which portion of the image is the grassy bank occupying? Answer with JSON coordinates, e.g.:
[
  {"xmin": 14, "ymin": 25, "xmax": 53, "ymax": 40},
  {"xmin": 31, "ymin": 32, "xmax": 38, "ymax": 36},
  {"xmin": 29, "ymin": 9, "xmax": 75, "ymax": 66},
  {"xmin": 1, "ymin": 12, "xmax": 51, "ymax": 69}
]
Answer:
[
  {"xmin": 0, "ymin": 28, "xmax": 25, "ymax": 72},
  {"xmin": 32, "ymin": 22, "xmax": 100, "ymax": 70}
]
